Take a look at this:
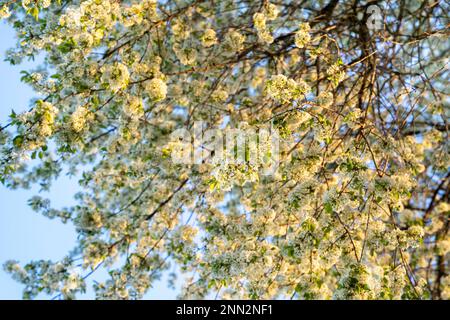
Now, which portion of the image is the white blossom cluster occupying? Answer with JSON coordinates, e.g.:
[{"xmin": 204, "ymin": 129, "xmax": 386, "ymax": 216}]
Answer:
[
  {"xmin": 265, "ymin": 74, "xmax": 310, "ymax": 103},
  {"xmin": 0, "ymin": 0, "xmax": 448, "ymax": 301}
]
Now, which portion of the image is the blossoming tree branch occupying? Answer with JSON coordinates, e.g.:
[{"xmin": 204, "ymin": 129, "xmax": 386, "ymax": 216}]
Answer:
[{"xmin": 0, "ymin": 0, "xmax": 448, "ymax": 300}]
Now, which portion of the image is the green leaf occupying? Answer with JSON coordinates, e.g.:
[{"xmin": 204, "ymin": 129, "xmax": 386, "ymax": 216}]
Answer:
[
  {"xmin": 324, "ymin": 202, "xmax": 333, "ymax": 214},
  {"xmin": 13, "ymin": 135, "xmax": 24, "ymax": 148},
  {"xmin": 31, "ymin": 7, "xmax": 39, "ymax": 20}
]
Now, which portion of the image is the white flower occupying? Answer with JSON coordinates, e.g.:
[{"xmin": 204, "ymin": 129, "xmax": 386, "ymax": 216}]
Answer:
[
  {"xmin": 173, "ymin": 43, "xmax": 197, "ymax": 65},
  {"xmin": 265, "ymin": 3, "xmax": 279, "ymax": 20},
  {"xmin": 21, "ymin": 0, "xmax": 31, "ymax": 9},
  {"xmin": 253, "ymin": 13, "xmax": 266, "ymax": 30},
  {"xmin": 39, "ymin": 0, "xmax": 52, "ymax": 9},
  {"xmin": 101, "ymin": 62, "xmax": 130, "ymax": 92},
  {"xmin": 201, "ymin": 29, "xmax": 217, "ymax": 47},
  {"xmin": 122, "ymin": 4, "xmax": 143, "ymax": 27},
  {"xmin": 172, "ymin": 18, "xmax": 191, "ymax": 40},
  {"xmin": 257, "ymin": 30, "xmax": 274, "ymax": 44},
  {"xmin": 225, "ymin": 31, "xmax": 246, "ymax": 52},
  {"xmin": 146, "ymin": 78, "xmax": 167, "ymax": 102},
  {"xmin": 211, "ymin": 89, "xmax": 229, "ymax": 102},
  {"xmin": 35, "ymin": 100, "xmax": 58, "ymax": 137},
  {"xmin": 265, "ymin": 74, "xmax": 310, "ymax": 102},
  {"xmin": 0, "ymin": 5, "xmax": 11, "ymax": 19},
  {"xmin": 124, "ymin": 96, "xmax": 144, "ymax": 117},
  {"xmin": 253, "ymin": 13, "xmax": 273, "ymax": 44},
  {"xmin": 74, "ymin": 32, "xmax": 94, "ymax": 48},
  {"xmin": 326, "ymin": 61, "xmax": 346, "ymax": 87},
  {"xmin": 180, "ymin": 226, "xmax": 198, "ymax": 243},
  {"xmin": 295, "ymin": 23, "xmax": 311, "ymax": 48},
  {"xmin": 70, "ymin": 106, "xmax": 92, "ymax": 132}
]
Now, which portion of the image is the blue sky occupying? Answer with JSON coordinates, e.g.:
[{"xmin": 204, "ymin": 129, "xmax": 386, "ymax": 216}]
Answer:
[{"xmin": 0, "ymin": 21, "xmax": 177, "ymax": 300}]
